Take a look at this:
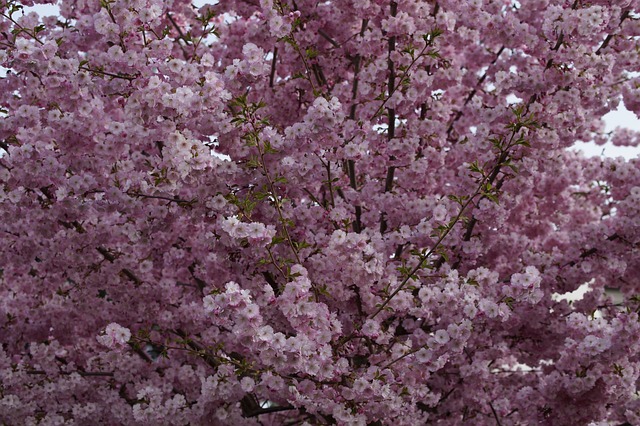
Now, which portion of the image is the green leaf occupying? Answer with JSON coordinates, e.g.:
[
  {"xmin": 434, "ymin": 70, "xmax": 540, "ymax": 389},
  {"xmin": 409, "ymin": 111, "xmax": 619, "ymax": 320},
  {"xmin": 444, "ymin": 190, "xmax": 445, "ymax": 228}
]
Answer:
[
  {"xmin": 466, "ymin": 278, "xmax": 479, "ymax": 287},
  {"xmin": 468, "ymin": 161, "xmax": 483, "ymax": 175},
  {"xmin": 503, "ymin": 296, "xmax": 515, "ymax": 310}
]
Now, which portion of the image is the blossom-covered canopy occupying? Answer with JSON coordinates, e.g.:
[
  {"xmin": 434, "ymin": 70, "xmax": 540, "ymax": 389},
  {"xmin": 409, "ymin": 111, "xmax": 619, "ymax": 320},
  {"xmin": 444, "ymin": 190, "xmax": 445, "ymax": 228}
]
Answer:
[{"xmin": 1, "ymin": 0, "xmax": 640, "ymax": 424}]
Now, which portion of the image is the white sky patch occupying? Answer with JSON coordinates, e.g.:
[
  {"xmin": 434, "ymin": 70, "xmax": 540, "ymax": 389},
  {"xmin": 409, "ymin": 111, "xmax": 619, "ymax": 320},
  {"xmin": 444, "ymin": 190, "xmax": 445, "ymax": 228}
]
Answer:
[
  {"xmin": 506, "ymin": 93, "xmax": 522, "ymax": 104},
  {"xmin": 573, "ymin": 103, "xmax": 640, "ymax": 160},
  {"xmin": 21, "ymin": 3, "xmax": 60, "ymax": 16},
  {"xmin": 552, "ymin": 281, "xmax": 592, "ymax": 302},
  {"xmin": 193, "ymin": 0, "xmax": 219, "ymax": 7}
]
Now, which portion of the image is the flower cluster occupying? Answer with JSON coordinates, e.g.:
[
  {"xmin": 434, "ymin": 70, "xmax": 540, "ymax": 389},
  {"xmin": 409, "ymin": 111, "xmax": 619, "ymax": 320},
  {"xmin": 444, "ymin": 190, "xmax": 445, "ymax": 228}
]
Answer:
[
  {"xmin": 220, "ymin": 216, "xmax": 276, "ymax": 245},
  {"xmin": 96, "ymin": 323, "xmax": 131, "ymax": 350},
  {"xmin": 1, "ymin": 0, "xmax": 640, "ymax": 424}
]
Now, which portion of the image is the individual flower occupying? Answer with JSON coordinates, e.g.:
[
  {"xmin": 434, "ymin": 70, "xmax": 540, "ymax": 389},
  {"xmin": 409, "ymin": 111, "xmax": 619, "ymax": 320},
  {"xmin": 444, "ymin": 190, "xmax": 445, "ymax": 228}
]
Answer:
[
  {"xmin": 139, "ymin": 260, "xmax": 153, "ymax": 274},
  {"xmin": 416, "ymin": 348, "xmax": 433, "ymax": 363},
  {"xmin": 206, "ymin": 194, "xmax": 227, "ymax": 210},
  {"xmin": 203, "ymin": 294, "xmax": 220, "ymax": 314},
  {"xmin": 240, "ymin": 377, "xmax": 255, "ymax": 392},
  {"xmin": 167, "ymin": 59, "xmax": 183, "ymax": 74},
  {"xmin": 433, "ymin": 204, "xmax": 448, "ymax": 222},
  {"xmin": 433, "ymin": 329, "xmax": 450, "ymax": 345},
  {"xmin": 361, "ymin": 319, "xmax": 381, "ymax": 339},
  {"xmin": 479, "ymin": 299, "xmax": 500, "ymax": 318}
]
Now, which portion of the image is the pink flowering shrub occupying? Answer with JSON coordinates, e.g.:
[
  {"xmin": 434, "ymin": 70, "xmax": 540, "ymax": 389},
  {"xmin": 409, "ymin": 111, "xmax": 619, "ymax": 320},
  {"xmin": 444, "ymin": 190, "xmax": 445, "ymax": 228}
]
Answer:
[{"xmin": 1, "ymin": 0, "xmax": 640, "ymax": 424}]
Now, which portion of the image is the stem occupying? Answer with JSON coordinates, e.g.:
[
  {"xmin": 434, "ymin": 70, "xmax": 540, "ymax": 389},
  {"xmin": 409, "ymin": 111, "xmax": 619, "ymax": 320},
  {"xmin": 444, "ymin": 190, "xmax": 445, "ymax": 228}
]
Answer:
[
  {"xmin": 346, "ymin": 19, "xmax": 368, "ymax": 234},
  {"xmin": 369, "ymin": 43, "xmax": 430, "ymax": 121},
  {"xmin": 290, "ymin": 39, "xmax": 317, "ymax": 93},
  {"xmin": 381, "ymin": 345, "xmax": 421, "ymax": 370},
  {"xmin": 256, "ymin": 144, "xmax": 301, "ymax": 265},
  {"xmin": 166, "ymin": 11, "xmax": 191, "ymax": 60},
  {"xmin": 96, "ymin": 246, "xmax": 142, "ymax": 285},
  {"xmin": 79, "ymin": 66, "xmax": 138, "ymax": 81},
  {"xmin": 266, "ymin": 245, "xmax": 288, "ymax": 281},
  {"xmin": 336, "ymin": 137, "xmax": 518, "ymax": 347},
  {"xmin": 1, "ymin": 12, "xmax": 44, "ymax": 45},
  {"xmin": 372, "ymin": 122, "xmax": 529, "ymax": 316},
  {"xmin": 369, "ymin": 183, "xmax": 482, "ymax": 319},
  {"xmin": 324, "ymin": 160, "xmax": 336, "ymax": 208},
  {"xmin": 446, "ymin": 46, "xmax": 504, "ymax": 141},
  {"xmin": 489, "ymin": 401, "xmax": 502, "ymax": 426},
  {"xmin": 126, "ymin": 191, "xmax": 193, "ymax": 204},
  {"xmin": 318, "ymin": 28, "xmax": 339, "ymax": 48},
  {"xmin": 251, "ymin": 122, "xmax": 318, "ymax": 299}
]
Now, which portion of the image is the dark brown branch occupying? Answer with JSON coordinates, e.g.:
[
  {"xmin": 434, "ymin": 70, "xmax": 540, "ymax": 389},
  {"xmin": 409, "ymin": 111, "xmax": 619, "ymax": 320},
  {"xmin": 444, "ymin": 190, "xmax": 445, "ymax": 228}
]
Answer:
[
  {"xmin": 346, "ymin": 19, "xmax": 369, "ymax": 234},
  {"xmin": 96, "ymin": 246, "xmax": 116, "ymax": 262},
  {"xmin": 380, "ymin": 1, "xmax": 398, "ymax": 235},
  {"xmin": 318, "ymin": 28, "xmax": 339, "ymax": 48},
  {"xmin": 262, "ymin": 271, "xmax": 281, "ymax": 296},
  {"xmin": 27, "ymin": 369, "xmax": 114, "ymax": 377},
  {"xmin": 167, "ymin": 12, "xmax": 191, "ymax": 60},
  {"xmin": 173, "ymin": 329, "xmax": 220, "ymax": 369},
  {"xmin": 96, "ymin": 246, "xmax": 142, "ymax": 285},
  {"xmin": 394, "ymin": 244, "xmax": 404, "ymax": 260},
  {"xmin": 241, "ymin": 394, "xmax": 295, "ymax": 418},
  {"xmin": 311, "ymin": 63, "xmax": 327, "ymax": 86},
  {"xmin": 126, "ymin": 191, "xmax": 194, "ymax": 204},
  {"xmin": 446, "ymin": 46, "xmax": 504, "ymax": 140},
  {"xmin": 166, "ymin": 12, "xmax": 190, "ymax": 44},
  {"xmin": 171, "ymin": 329, "xmax": 294, "ymax": 418},
  {"xmin": 551, "ymin": 31, "xmax": 565, "ymax": 52},
  {"xmin": 269, "ymin": 47, "xmax": 278, "ymax": 88},
  {"xmin": 596, "ymin": 10, "xmax": 630, "ymax": 55},
  {"xmin": 324, "ymin": 160, "xmax": 336, "ymax": 208},
  {"xmin": 188, "ymin": 262, "xmax": 207, "ymax": 295},
  {"xmin": 347, "ymin": 160, "xmax": 362, "ymax": 234},
  {"xmin": 79, "ymin": 66, "xmax": 138, "ymax": 81},
  {"xmin": 121, "ymin": 268, "xmax": 142, "ymax": 285},
  {"xmin": 489, "ymin": 401, "xmax": 502, "ymax": 426}
]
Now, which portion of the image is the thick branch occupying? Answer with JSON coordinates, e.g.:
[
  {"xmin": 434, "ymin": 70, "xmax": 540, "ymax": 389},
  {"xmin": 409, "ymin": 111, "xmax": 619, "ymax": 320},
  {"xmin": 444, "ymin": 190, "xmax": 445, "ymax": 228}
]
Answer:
[
  {"xmin": 346, "ymin": 19, "xmax": 369, "ymax": 234},
  {"xmin": 595, "ymin": 10, "xmax": 630, "ymax": 55},
  {"xmin": 269, "ymin": 47, "xmax": 278, "ymax": 88},
  {"xmin": 380, "ymin": 1, "xmax": 398, "ymax": 235}
]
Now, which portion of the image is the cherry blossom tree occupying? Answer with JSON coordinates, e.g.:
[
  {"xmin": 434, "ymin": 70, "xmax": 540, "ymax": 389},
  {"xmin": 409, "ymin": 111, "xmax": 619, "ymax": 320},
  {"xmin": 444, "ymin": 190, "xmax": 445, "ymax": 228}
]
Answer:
[{"xmin": 1, "ymin": 0, "xmax": 640, "ymax": 424}]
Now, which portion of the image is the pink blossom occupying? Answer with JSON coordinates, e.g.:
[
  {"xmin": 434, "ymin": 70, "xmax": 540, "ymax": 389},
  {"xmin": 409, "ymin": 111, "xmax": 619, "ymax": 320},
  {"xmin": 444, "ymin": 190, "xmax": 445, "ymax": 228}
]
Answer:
[
  {"xmin": 2, "ymin": 1, "xmax": 640, "ymax": 424},
  {"xmin": 97, "ymin": 323, "xmax": 131, "ymax": 349}
]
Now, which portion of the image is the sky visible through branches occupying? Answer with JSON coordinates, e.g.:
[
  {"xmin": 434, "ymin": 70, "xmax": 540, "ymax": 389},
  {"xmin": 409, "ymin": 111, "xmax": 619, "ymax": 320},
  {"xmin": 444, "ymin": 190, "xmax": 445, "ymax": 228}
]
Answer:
[{"xmin": 11, "ymin": 1, "xmax": 640, "ymax": 161}]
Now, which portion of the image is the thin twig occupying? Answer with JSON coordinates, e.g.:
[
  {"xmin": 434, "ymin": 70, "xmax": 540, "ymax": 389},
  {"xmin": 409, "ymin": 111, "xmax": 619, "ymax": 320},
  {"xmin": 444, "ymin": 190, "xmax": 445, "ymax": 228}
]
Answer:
[
  {"xmin": 318, "ymin": 28, "xmax": 340, "ymax": 48},
  {"xmin": 79, "ymin": 66, "xmax": 138, "ymax": 81},
  {"xmin": 489, "ymin": 401, "xmax": 502, "ymax": 426},
  {"xmin": 126, "ymin": 191, "xmax": 194, "ymax": 204},
  {"xmin": 27, "ymin": 369, "xmax": 114, "ymax": 377},
  {"xmin": 446, "ymin": 46, "xmax": 504, "ymax": 140}
]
